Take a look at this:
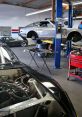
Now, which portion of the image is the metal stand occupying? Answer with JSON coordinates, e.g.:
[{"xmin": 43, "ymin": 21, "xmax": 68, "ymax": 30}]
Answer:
[
  {"xmin": 28, "ymin": 49, "xmax": 39, "ymax": 68},
  {"xmin": 27, "ymin": 48, "xmax": 52, "ymax": 75}
]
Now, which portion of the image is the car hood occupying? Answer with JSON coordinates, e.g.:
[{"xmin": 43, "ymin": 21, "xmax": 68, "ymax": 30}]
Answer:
[
  {"xmin": 24, "ymin": 65, "xmax": 77, "ymax": 117},
  {"xmin": 0, "ymin": 43, "xmax": 77, "ymax": 117}
]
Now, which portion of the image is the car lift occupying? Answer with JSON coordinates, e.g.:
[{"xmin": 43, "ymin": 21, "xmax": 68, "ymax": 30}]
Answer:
[
  {"xmin": 55, "ymin": 0, "xmax": 73, "ymax": 68},
  {"xmin": 55, "ymin": 0, "xmax": 62, "ymax": 68},
  {"xmin": 19, "ymin": 0, "xmax": 73, "ymax": 70},
  {"xmin": 26, "ymin": 48, "xmax": 52, "ymax": 74}
]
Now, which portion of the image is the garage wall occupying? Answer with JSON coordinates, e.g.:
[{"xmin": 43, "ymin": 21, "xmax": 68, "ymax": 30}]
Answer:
[{"xmin": 0, "ymin": 4, "xmax": 51, "ymax": 28}]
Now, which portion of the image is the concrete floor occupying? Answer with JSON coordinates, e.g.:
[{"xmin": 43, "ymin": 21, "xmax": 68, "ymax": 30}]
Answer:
[{"xmin": 12, "ymin": 47, "xmax": 82, "ymax": 117}]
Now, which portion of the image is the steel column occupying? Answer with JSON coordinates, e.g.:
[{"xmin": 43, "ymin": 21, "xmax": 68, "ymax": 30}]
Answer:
[
  {"xmin": 55, "ymin": 0, "xmax": 62, "ymax": 68},
  {"xmin": 51, "ymin": 0, "xmax": 55, "ymax": 22},
  {"xmin": 66, "ymin": 2, "xmax": 73, "ymax": 56},
  {"xmin": 68, "ymin": 3, "xmax": 73, "ymax": 28},
  {"xmin": 66, "ymin": 40, "xmax": 71, "ymax": 56}
]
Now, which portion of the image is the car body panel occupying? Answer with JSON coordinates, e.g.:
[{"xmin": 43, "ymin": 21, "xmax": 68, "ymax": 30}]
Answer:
[
  {"xmin": 62, "ymin": 19, "xmax": 82, "ymax": 39},
  {"xmin": 19, "ymin": 20, "xmax": 56, "ymax": 39}
]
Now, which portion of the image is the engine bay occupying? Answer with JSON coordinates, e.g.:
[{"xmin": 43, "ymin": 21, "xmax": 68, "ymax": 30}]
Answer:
[
  {"xmin": 0, "ymin": 68, "xmax": 66, "ymax": 117},
  {"xmin": 0, "ymin": 68, "xmax": 47, "ymax": 108}
]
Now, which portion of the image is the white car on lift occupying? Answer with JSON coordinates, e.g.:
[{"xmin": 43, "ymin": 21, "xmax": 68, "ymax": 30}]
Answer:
[
  {"xmin": 19, "ymin": 19, "xmax": 82, "ymax": 43},
  {"xmin": 19, "ymin": 20, "xmax": 55, "ymax": 40},
  {"xmin": 62, "ymin": 18, "xmax": 82, "ymax": 42}
]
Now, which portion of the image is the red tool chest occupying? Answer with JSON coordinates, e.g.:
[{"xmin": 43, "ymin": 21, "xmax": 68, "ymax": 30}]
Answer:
[{"xmin": 68, "ymin": 52, "xmax": 82, "ymax": 80}]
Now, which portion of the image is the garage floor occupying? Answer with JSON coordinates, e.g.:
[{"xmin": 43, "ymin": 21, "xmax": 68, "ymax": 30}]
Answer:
[{"xmin": 12, "ymin": 47, "xmax": 82, "ymax": 117}]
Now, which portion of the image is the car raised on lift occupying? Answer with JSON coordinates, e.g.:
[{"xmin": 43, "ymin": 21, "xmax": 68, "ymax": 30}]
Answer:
[{"xmin": 19, "ymin": 20, "xmax": 82, "ymax": 43}]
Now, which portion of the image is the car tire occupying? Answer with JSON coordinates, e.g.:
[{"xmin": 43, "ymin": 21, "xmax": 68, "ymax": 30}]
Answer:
[
  {"xmin": 67, "ymin": 32, "xmax": 82, "ymax": 42},
  {"xmin": 21, "ymin": 41, "xmax": 28, "ymax": 47},
  {"xmin": 27, "ymin": 32, "xmax": 38, "ymax": 40}
]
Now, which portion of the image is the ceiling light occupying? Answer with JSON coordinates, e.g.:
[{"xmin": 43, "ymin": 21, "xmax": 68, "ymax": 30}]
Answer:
[
  {"xmin": 26, "ymin": 3, "xmax": 68, "ymax": 17},
  {"xmin": 73, "ymin": 2, "xmax": 82, "ymax": 5},
  {"xmin": 62, "ymin": 3, "xmax": 68, "ymax": 6},
  {"xmin": 26, "ymin": 8, "xmax": 52, "ymax": 16}
]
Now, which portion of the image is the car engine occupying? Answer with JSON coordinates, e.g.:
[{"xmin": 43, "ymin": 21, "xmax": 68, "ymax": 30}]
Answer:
[
  {"xmin": 0, "ymin": 68, "xmax": 45, "ymax": 108},
  {"xmin": 0, "ymin": 68, "xmax": 66, "ymax": 117}
]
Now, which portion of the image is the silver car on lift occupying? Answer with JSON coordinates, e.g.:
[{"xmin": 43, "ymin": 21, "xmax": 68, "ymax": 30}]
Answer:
[
  {"xmin": 19, "ymin": 20, "xmax": 56, "ymax": 40},
  {"xmin": 19, "ymin": 20, "xmax": 82, "ymax": 43}
]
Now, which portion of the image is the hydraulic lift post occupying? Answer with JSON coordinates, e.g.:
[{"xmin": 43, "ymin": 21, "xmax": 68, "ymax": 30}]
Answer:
[
  {"xmin": 55, "ymin": 0, "xmax": 62, "ymax": 68},
  {"xmin": 68, "ymin": 2, "xmax": 73, "ymax": 28}
]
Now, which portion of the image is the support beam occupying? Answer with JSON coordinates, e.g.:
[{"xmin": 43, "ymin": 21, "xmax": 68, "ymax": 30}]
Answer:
[
  {"xmin": 51, "ymin": 0, "xmax": 55, "ymax": 22},
  {"xmin": 68, "ymin": 3, "xmax": 73, "ymax": 28},
  {"xmin": 55, "ymin": 0, "xmax": 62, "ymax": 68},
  {"xmin": 66, "ymin": 1, "xmax": 72, "ymax": 56},
  {"xmin": 39, "ymin": 3, "xmax": 51, "ymax": 9},
  {"xmin": 24, "ymin": 0, "xmax": 37, "ymax": 4}
]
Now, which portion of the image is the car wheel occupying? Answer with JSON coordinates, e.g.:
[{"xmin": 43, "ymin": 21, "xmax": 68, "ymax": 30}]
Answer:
[
  {"xmin": 27, "ymin": 32, "xmax": 38, "ymax": 40},
  {"xmin": 21, "ymin": 41, "xmax": 28, "ymax": 47},
  {"xmin": 67, "ymin": 32, "xmax": 82, "ymax": 42}
]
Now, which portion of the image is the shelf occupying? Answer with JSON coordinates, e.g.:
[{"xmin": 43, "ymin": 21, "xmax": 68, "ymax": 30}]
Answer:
[{"xmin": 68, "ymin": 73, "xmax": 82, "ymax": 80}]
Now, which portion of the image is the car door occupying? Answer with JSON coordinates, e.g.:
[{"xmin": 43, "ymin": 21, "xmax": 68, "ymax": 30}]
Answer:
[
  {"xmin": 35, "ymin": 21, "xmax": 55, "ymax": 38},
  {"xmin": 5, "ymin": 37, "xmax": 15, "ymax": 46}
]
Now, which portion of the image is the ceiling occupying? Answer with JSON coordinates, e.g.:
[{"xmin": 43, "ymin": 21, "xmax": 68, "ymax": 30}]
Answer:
[{"xmin": 0, "ymin": 0, "xmax": 82, "ymax": 9}]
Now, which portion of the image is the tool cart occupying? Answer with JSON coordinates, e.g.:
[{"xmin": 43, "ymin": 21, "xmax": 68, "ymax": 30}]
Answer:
[{"xmin": 67, "ymin": 49, "xmax": 82, "ymax": 80}]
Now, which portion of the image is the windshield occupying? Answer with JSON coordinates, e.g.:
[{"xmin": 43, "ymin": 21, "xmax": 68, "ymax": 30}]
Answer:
[
  {"xmin": 25, "ymin": 21, "xmax": 55, "ymax": 28},
  {"xmin": 0, "ymin": 44, "xmax": 19, "ymax": 65}
]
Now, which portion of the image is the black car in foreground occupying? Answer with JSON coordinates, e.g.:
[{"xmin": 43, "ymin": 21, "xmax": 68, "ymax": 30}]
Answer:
[
  {"xmin": 0, "ymin": 43, "xmax": 77, "ymax": 117},
  {"xmin": 0, "ymin": 36, "xmax": 28, "ymax": 47}
]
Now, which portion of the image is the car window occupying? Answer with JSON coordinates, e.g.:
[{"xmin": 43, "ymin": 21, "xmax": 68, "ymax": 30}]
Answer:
[
  {"xmin": 39, "ymin": 21, "xmax": 53, "ymax": 28},
  {"xmin": 2, "ymin": 37, "xmax": 6, "ymax": 40},
  {"xmin": 6, "ymin": 37, "xmax": 14, "ymax": 41},
  {"xmin": 33, "ymin": 22, "xmax": 40, "ymax": 27},
  {"xmin": 26, "ymin": 22, "xmax": 40, "ymax": 27},
  {"xmin": 73, "ymin": 4, "xmax": 82, "ymax": 17},
  {"xmin": 47, "ymin": 22, "xmax": 54, "ymax": 27},
  {"xmin": 27, "ymin": 23, "xmax": 34, "ymax": 27},
  {"xmin": 10, "ymin": 37, "xmax": 15, "ymax": 40}
]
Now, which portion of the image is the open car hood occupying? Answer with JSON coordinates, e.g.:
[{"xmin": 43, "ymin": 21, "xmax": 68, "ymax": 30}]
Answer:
[
  {"xmin": 24, "ymin": 65, "xmax": 77, "ymax": 117},
  {"xmin": 0, "ymin": 43, "xmax": 77, "ymax": 117}
]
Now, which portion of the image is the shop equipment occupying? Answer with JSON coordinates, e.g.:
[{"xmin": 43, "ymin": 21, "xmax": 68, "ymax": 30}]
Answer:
[{"xmin": 68, "ymin": 50, "xmax": 82, "ymax": 80}]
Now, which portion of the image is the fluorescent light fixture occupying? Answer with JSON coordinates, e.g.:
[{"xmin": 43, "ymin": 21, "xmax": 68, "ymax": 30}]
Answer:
[
  {"xmin": 62, "ymin": 3, "xmax": 68, "ymax": 5},
  {"xmin": 73, "ymin": 2, "xmax": 82, "ymax": 5},
  {"xmin": 26, "ymin": 8, "xmax": 52, "ymax": 16},
  {"xmin": 26, "ymin": 3, "xmax": 68, "ymax": 17}
]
